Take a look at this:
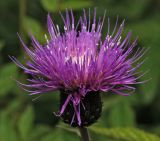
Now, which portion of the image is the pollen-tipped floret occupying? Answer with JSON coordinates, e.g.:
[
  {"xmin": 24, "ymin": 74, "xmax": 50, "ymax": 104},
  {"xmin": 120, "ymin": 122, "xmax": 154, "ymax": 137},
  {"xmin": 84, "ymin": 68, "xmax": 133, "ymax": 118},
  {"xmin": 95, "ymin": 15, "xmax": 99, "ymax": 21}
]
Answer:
[{"xmin": 11, "ymin": 9, "xmax": 145, "ymax": 126}]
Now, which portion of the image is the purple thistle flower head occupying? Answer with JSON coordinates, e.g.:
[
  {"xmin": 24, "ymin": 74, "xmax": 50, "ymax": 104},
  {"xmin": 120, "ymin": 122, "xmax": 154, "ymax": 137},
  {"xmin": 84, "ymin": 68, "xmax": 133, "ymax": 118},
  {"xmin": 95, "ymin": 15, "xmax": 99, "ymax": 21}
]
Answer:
[{"xmin": 11, "ymin": 9, "xmax": 145, "ymax": 127}]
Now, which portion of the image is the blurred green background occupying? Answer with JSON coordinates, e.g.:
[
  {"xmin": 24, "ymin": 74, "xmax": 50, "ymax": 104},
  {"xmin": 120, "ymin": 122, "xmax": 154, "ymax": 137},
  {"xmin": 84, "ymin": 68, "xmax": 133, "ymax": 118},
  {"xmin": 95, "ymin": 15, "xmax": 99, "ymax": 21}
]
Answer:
[{"xmin": 0, "ymin": 0, "xmax": 160, "ymax": 141}]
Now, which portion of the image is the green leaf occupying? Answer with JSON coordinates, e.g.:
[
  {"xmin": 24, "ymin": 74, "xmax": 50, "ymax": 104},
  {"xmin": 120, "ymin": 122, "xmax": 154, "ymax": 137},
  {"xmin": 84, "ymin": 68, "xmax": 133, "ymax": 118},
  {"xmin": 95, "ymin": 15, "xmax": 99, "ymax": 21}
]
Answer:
[
  {"xmin": 0, "ymin": 112, "xmax": 19, "ymax": 141},
  {"xmin": 60, "ymin": 1, "xmax": 92, "ymax": 11},
  {"xmin": 41, "ymin": 128, "xmax": 80, "ymax": 141},
  {"xmin": 18, "ymin": 105, "xmax": 34, "ymax": 140},
  {"xmin": 5, "ymin": 100, "xmax": 22, "ymax": 115},
  {"xmin": 150, "ymin": 126, "xmax": 160, "ymax": 136},
  {"xmin": 24, "ymin": 17, "xmax": 45, "ymax": 43},
  {"xmin": 95, "ymin": 96, "xmax": 135, "ymax": 128},
  {"xmin": 94, "ymin": 0, "xmax": 151, "ymax": 19},
  {"xmin": 41, "ymin": 0, "xmax": 92, "ymax": 12},
  {"xmin": 102, "ymin": 95, "xmax": 122, "ymax": 111},
  {"xmin": 29, "ymin": 125, "xmax": 52, "ymax": 141},
  {"xmin": 57, "ymin": 122, "xmax": 79, "ymax": 135},
  {"xmin": 0, "ymin": 63, "xmax": 17, "ymax": 98},
  {"xmin": 126, "ymin": 19, "xmax": 160, "ymax": 104},
  {"xmin": 108, "ymin": 100, "xmax": 135, "ymax": 127},
  {"xmin": 41, "ymin": 0, "xmax": 58, "ymax": 12},
  {"xmin": 90, "ymin": 127, "xmax": 160, "ymax": 141}
]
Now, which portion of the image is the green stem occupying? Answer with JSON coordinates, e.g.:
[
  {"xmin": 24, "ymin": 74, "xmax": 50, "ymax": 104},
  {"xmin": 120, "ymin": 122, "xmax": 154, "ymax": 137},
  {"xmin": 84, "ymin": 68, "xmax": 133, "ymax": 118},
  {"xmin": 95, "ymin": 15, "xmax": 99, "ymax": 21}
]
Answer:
[
  {"xmin": 19, "ymin": 0, "xmax": 26, "ymax": 36},
  {"xmin": 79, "ymin": 127, "xmax": 90, "ymax": 141}
]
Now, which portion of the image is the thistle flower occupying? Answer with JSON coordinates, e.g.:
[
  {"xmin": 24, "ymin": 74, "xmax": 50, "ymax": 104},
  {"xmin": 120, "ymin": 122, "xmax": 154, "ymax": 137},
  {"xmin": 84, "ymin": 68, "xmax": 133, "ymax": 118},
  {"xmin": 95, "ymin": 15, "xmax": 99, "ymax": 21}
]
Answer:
[{"xmin": 11, "ymin": 9, "xmax": 145, "ymax": 127}]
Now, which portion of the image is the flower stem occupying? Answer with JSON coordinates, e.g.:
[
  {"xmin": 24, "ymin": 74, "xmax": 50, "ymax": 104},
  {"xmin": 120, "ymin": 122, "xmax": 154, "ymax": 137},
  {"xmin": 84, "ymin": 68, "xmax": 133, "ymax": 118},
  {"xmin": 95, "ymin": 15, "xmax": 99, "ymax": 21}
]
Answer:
[{"xmin": 79, "ymin": 127, "xmax": 90, "ymax": 141}]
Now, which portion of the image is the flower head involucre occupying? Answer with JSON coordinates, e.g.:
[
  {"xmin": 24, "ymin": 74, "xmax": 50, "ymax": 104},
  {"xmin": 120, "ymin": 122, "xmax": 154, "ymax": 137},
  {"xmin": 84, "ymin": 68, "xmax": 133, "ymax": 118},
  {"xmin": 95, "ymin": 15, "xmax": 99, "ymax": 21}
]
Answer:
[{"xmin": 11, "ymin": 9, "xmax": 145, "ymax": 127}]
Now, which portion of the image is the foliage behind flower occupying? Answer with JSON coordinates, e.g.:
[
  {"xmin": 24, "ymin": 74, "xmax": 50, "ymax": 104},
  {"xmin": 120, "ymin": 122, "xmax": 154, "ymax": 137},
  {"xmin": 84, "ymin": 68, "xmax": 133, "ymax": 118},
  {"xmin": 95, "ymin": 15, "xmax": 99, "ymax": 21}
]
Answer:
[{"xmin": 11, "ymin": 9, "xmax": 145, "ymax": 126}]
